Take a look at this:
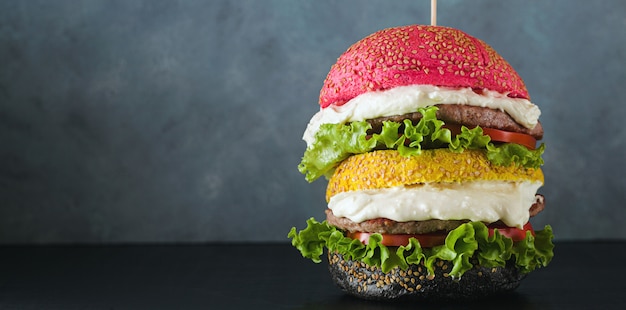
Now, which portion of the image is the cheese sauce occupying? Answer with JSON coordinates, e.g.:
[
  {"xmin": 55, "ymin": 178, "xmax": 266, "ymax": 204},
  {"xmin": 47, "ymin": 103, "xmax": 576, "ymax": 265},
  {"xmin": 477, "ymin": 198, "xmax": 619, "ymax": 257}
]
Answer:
[
  {"xmin": 303, "ymin": 85, "xmax": 540, "ymax": 146},
  {"xmin": 327, "ymin": 181, "xmax": 543, "ymax": 228}
]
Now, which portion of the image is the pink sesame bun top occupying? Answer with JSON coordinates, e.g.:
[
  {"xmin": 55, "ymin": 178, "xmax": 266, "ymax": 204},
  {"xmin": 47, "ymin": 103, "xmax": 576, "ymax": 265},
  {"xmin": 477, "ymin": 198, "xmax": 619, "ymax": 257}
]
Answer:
[{"xmin": 319, "ymin": 25, "xmax": 529, "ymax": 108}]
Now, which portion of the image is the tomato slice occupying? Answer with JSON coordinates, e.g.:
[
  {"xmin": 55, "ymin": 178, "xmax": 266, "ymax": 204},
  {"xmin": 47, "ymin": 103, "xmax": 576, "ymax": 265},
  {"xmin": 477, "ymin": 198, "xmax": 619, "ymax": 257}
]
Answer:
[
  {"xmin": 488, "ymin": 222, "xmax": 535, "ymax": 242},
  {"xmin": 347, "ymin": 222, "xmax": 535, "ymax": 247},
  {"xmin": 481, "ymin": 128, "xmax": 537, "ymax": 150},
  {"xmin": 347, "ymin": 232, "xmax": 447, "ymax": 248},
  {"xmin": 443, "ymin": 124, "xmax": 537, "ymax": 150}
]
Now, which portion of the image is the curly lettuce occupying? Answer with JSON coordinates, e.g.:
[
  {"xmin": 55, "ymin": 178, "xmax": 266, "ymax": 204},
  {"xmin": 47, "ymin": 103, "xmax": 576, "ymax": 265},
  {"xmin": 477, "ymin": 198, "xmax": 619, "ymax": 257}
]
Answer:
[
  {"xmin": 298, "ymin": 106, "xmax": 544, "ymax": 182},
  {"xmin": 288, "ymin": 218, "xmax": 554, "ymax": 278}
]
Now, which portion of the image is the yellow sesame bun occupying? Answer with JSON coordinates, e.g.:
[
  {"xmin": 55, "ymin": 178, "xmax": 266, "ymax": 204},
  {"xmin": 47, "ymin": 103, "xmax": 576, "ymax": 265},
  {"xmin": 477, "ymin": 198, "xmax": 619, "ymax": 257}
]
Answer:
[{"xmin": 326, "ymin": 149, "xmax": 543, "ymax": 201}]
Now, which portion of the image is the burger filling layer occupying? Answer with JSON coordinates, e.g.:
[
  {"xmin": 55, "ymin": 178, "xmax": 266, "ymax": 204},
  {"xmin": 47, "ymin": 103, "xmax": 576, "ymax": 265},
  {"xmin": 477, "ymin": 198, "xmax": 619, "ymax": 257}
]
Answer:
[
  {"xmin": 327, "ymin": 180, "xmax": 543, "ymax": 228},
  {"xmin": 303, "ymin": 85, "xmax": 541, "ymax": 146}
]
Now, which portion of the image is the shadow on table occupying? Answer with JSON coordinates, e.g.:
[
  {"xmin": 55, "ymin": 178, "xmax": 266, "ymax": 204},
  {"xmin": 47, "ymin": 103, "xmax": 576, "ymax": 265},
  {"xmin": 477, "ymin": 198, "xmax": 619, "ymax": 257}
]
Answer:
[{"xmin": 295, "ymin": 291, "xmax": 538, "ymax": 310}]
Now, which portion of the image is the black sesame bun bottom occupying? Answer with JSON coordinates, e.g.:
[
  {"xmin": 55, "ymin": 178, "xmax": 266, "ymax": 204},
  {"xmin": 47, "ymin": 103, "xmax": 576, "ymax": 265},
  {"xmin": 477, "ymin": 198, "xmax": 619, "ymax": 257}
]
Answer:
[{"xmin": 328, "ymin": 252, "xmax": 525, "ymax": 301}]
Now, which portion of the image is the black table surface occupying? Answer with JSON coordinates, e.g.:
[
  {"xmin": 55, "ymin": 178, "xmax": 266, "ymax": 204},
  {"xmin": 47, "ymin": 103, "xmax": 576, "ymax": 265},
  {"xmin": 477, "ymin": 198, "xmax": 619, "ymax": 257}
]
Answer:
[{"xmin": 0, "ymin": 241, "xmax": 624, "ymax": 309}]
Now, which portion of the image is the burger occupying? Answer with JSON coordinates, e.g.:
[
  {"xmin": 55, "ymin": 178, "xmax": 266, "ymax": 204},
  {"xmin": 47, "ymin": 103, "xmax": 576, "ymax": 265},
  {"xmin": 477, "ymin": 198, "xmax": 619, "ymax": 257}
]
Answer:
[{"xmin": 288, "ymin": 25, "xmax": 554, "ymax": 300}]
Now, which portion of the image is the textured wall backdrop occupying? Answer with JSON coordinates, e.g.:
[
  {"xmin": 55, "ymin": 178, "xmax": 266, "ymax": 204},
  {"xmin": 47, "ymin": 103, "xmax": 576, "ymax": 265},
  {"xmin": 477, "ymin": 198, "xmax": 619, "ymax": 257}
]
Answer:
[{"xmin": 1, "ymin": 0, "xmax": 625, "ymax": 243}]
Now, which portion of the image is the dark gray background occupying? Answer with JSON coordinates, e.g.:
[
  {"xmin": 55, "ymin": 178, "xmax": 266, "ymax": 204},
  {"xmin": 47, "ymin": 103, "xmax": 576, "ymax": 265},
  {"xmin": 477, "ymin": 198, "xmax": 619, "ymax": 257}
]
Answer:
[{"xmin": 1, "ymin": 0, "xmax": 624, "ymax": 244}]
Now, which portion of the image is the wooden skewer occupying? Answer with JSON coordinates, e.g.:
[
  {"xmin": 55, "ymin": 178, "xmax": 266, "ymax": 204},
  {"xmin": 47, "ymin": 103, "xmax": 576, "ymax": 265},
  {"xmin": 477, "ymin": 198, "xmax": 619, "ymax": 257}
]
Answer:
[{"xmin": 431, "ymin": 0, "xmax": 437, "ymax": 26}]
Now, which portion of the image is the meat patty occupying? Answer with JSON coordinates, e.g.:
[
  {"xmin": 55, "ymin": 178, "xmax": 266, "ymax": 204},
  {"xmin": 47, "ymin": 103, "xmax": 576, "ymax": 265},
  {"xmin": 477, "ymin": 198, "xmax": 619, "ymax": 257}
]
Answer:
[
  {"xmin": 529, "ymin": 194, "xmax": 545, "ymax": 217},
  {"xmin": 325, "ymin": 209, "xmax": 467, "ymax": 234},
  {"xmin": 366, "ymin": 104, "xmax": 543, "ymax": 139},
  {"xmin": 326, "ymin": 194, "xmax": 546, "ymax": 234}
]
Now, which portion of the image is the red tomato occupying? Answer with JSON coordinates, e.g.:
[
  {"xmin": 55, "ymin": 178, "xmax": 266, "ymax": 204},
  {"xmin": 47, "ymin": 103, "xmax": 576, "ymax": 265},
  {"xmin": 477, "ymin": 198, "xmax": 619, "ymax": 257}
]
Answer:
[
  {"xmin": 443, "ymin": 124, "xmax": 537, "ymax": 150},
  {"xmin": 488, "ymin": 222, "xmax": 535, "ymax": 241},
  {"xmin": 347, "ymin": 222, "xmax": 535, "ymax": 248},
  {"xmin": 481, "ymin": 128, "xmax": 537, "ymax": 150},
  {"xmin": 347, "ymin": 232, "xmax": 447, "ymax": 248}
]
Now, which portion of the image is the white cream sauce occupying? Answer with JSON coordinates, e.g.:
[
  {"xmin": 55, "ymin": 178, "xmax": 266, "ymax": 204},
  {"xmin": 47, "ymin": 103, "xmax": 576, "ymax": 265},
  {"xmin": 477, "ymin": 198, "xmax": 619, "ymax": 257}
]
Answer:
[{"xmin": 327, "ymin": 180, "xmax": 543, "ymax": 228}]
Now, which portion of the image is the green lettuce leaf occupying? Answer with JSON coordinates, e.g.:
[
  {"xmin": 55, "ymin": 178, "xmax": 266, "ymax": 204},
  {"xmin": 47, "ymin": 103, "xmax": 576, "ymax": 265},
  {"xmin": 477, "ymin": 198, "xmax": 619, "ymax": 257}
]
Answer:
[
  {"xmin": 288, "ymin": 218, "xmax": 554, "ymax": 277},
  {"xmin": 449, "ymin": 126, "xmax": 492, "ymax": 152},
  {"xmin": 423, "ymin": 222, "xmax": 479, "ymax": 277},
  {"xmin": 298, "ymin": 121, "xmax": 376, "ymax": 182},
  {"xmin": 487, "ymin": 142, "xmax": 545, "ymax": 169},
  {"xmin": 299, "ymin": 106, "xmax": 545, "ymax": 182},
  {"xmin": 390, "ymin": 106, "xmax": 448, "ymax": 155},
  {"xmin": 472, "ymin": 222, "xmax": 514, "ymax": 267},
  {"xmin": 287, "ymin": 218, "xmax": 334, "ymax": 263}
]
